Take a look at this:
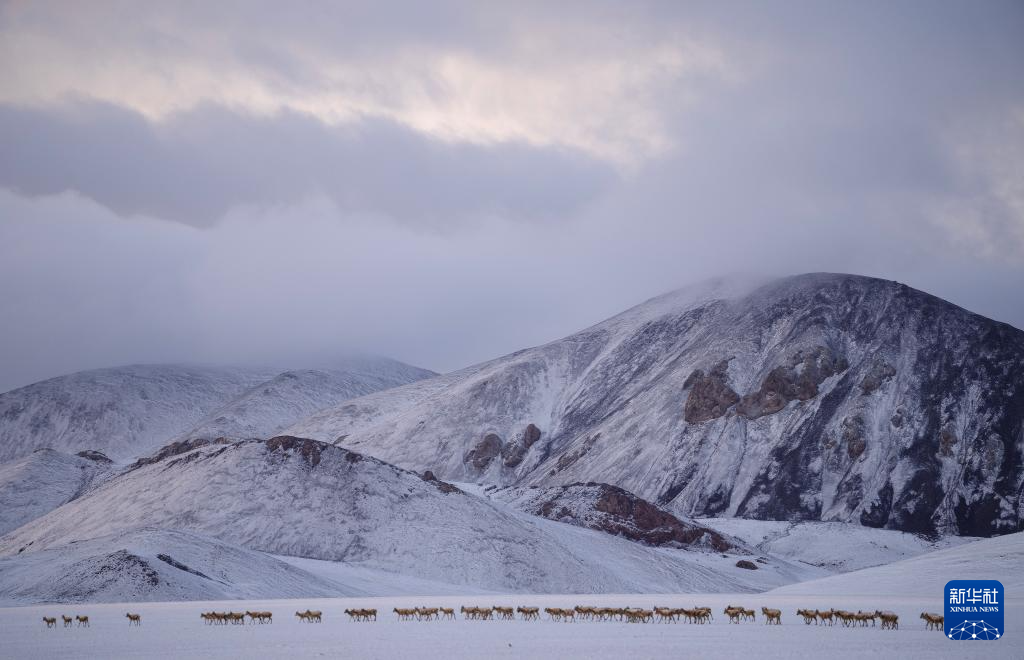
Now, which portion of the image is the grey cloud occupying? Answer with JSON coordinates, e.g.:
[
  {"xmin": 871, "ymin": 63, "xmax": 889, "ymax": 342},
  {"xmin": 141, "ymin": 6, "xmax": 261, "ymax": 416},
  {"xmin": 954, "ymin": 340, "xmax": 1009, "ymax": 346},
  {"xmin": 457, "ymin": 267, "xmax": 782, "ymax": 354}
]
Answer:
[
  {"xmin": 0, "ymin": 101, "xmax": 615, "ymax": 227},
  {"xmin": 0, "ymin": 1, "xmax": 1023, "ymax": 394}
]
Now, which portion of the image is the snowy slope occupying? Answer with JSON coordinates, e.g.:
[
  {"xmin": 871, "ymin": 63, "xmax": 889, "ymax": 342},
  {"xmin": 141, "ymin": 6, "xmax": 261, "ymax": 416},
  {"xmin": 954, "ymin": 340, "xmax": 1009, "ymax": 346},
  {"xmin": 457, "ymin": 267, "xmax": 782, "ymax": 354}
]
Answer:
[
  {"xmin": 171, "ymin": 360, "xmax": 436, "ymax": 443},
  {"xmin": 0, "ymin": 437, "xmax": 821, "ymax": 594},
  {"xmin": 0, "ymin": 359, "xmax": 434, "ymax": 463},
  {"xmin": 0, "ymin": 528, "xmax": 347, "ymax": 604},
  {"xmin": 0, "ymin": 449, "xmax": 114, "ymax": 536},
  {"xmin": 771, "ymin": 530, "xmax": 1024, "ymax": 597},
  {"xmin": 0, "ymin": 365, "xmax": 276, "ymax": 463},
  {"xmin": 285, "ymin": 273, "xmax": 1024, "ymax": 537},
  {"xmin": 696, "ymin": 518, "xmax": 976, "ymax": 572}
]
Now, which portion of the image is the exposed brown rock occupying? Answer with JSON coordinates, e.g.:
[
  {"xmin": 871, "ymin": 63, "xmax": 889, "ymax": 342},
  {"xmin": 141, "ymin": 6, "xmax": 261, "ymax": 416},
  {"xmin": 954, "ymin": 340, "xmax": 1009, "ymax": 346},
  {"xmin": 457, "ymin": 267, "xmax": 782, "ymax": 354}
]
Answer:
[
  {"xmin": 465, "ymin": 433, "xmax": 502, "ymax": 471},
  {"xmin": 842, "ymin": 415, "xmax": 867, "ymax": 460},
  {"xmin": 735, "ymin": 559, "xmax": 758, "ymax": 570},
  {"xmin": 265, "ymin": 435, "xmax": 325, "ymax": 467},
  {"xmin": 860, "ymin": 359, "xmax": 897, "ymax": 395},
  {"xmin": 501, "ymin": 423, "xmax": 543, "ymax": 467},
  {"xmin": 533, "ymin": 482, "xmax": 733, "ymax": 551},
  {"xmin": 76, "ymin": 449, "xmax": 112, "ymax": 463},
  {"xmin": 421, "ymin": 470, "xmax": 464, "ymax": 495},
  {"xmin": 128, "ymin": 437, "xmax": 231, "ymax": 470},
  {"xmin": 737, "ymin": 347, "xmax": 848, "ymax": 419},
  {"xmin": 939, "ymin": 427, "xmax": 958, "ymax": 457},
  {"xmin": 683, "ymin": 360, "xmax": 739, "ymax": 423}
]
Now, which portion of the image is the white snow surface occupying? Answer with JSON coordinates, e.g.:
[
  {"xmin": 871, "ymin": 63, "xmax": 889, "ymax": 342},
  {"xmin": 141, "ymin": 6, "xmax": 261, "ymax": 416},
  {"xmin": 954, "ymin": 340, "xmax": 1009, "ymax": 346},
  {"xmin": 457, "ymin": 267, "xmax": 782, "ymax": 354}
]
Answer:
[
  {"xmin": 0, "ymin": 449, "xmax": 113, "ymax": 536},
  {"xmin": 0, "ymin": 359, "xmax": 433, "ymax": 463},
  {"xmin": 771, "ymin": 530, "xmax": 1024, "ymax": 597},
  {"xmin": 1, "ymin": 590, "xmax": 1019, "ymax": 659},
  {"xmin": 697, "ymin": 518, "xmax": 976, "ymax": 573}
]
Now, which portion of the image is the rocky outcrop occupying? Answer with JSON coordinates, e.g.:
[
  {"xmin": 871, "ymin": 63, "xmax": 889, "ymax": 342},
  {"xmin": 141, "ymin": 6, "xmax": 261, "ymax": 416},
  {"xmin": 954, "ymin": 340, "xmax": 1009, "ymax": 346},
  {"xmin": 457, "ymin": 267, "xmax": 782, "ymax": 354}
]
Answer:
[
  {"xmin": 736, "ymin": 347, "xmax": 848, "ymax": 419},
  {"xmin": 465, "ymin": 433, "xmax": 502, "ymax": 471},
  {"xmin": 521, "ymin": 482, "xmax": 732, "ymax": 551},
  {"xmin": 735, "ymin": 559, "xmax": 758, "ymax": 570},
  {"xmin": 501, "ymin": 423, "xmax": 542, "ymax": 468},
  {"xmin": 128, "ymin": 437, "xmax": 231, "ymax": 470},
  {"xmin": 683, "ymin": 360, "xmax": 739, "ymax": 423},
  {"xmin": 421, "ymin": 470, "xmax": 464, "ymax": 494},
  {"xmin": 842, "ymin": 415, "xmax": 867, "ymax": 460},
  {"xmin": 860, "ymin": 359, "xmax": 896, "ymax": 395},
  {"xmin": 264, "ymin": 435, "xmax": 325, "ymax": 468},
  {"xmin": 75, "ymin": 450, "xmax": 112, "ymax": 463}
]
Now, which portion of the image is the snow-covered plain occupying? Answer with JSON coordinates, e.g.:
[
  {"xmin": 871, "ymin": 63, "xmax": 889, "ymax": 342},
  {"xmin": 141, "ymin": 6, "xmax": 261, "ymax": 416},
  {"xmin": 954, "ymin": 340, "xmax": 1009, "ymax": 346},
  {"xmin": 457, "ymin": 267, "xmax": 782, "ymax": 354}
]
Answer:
[
  {"xmin": 2, "ymin": 533, "xmax": 1018, "ymax": 658},
  {"xmin": 1, "ymin": 591, "xmax": 1018, "ymax": 660}
]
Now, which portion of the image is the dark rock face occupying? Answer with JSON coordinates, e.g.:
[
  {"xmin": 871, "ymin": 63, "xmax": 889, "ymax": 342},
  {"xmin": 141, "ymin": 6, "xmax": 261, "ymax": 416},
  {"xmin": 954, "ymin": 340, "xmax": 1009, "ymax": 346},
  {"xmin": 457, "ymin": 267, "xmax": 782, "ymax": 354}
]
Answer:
[
  {"xmin": 76, "ymin": 450, "xmax": 113, "ymax": 463},
  {"xmin": 842, "ymin": 415, "xmax": 867, "ymax": 459},
  {"xmin": 683, "ymin": 360, "xmax": 739, "ymax": 423},
  {"xmin": 421, "ymin": 470, "xmax": 464, "ymax": 494},
  {"xmin": 129, "ymin": 437, "xmax": 230, "ymax": 470},
  {"xmin": 264, "ymin": 435, "xmax": 325, "ymax": 468},
  {"xmin": 465, "ymin": 433, "xmax": 503, "ymax": 471},
  {"xmin": 156, "ymin": 553, "xmax": 212, "ymax": 580},
  {"xmin": 735, "ymin": 559, "xmax": 758, "ymax": 570},
  {"xmin": 531, "ymin": 482, "xmax": 732, "ymax": 551},
  {"xmin": 501, "ymin": 423, "xmax": 542, "ymax": 467},
  {"xmin": 939, "ymin": 428, "xmax": 958, "ymax": 457},
  {"xmin": 860, "ymin": 359, "xmax": 896, "ymax": 395},
  {"xmin": 736, "ymin": 346, "xmax": 848, "ymax": 419}
]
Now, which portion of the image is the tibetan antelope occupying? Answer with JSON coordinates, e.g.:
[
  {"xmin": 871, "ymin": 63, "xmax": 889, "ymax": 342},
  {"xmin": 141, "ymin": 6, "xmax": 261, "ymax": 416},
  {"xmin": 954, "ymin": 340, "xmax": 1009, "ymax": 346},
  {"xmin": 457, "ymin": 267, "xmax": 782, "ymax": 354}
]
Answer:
[
  {"xmin": 75, "ymin": 615, "xmax": 90, "ymax": 627},
  {"xmin": 43, "ymin": 617, "xmax": 56, "ymax": 628},
  {"xmin": 517, "ymin": 606, "xmax": 539, "ymax": 621},
  {"xmin": 876, "ymin": 611, "xmax": 898, "ymax": 630},
  {"xmin": 493, "ymin": 606, "xmax": 515, "ymax": 620},
  {"xmin": 126, "ymin": 612, "xmax": 141, "ymax": 626},
  {"xmin": 761, "ymin": 607, "xmax": 781, "ymax": 625},
  {"xmin": 920, "ymin": 612, "xmax": 943, "ymax": 631},
  {"xmin": 417, "ymin": 607, "xmax": 439, "ymax": 621},
  {"xmin": 797, "ymin": 609, "xmax": 818, "ymax": 625},
  {"xmin": 61, "ymin": 615, "xmax": 73, "ymax": 628}
]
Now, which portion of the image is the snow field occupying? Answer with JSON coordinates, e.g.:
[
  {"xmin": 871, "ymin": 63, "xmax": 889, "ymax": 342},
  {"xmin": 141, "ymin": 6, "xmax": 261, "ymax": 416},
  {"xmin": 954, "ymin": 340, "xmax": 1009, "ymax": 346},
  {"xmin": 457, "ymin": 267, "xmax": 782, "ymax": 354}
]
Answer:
[{"xmin": 2, "ymin": 592, "xmax": 1019, "ymax": 660}]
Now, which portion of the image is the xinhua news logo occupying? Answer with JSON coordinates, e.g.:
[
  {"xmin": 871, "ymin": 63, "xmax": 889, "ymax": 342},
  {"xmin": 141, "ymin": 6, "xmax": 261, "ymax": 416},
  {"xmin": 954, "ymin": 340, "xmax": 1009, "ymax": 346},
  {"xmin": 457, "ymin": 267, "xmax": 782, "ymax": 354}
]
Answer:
[{"xmin": 944, "ymin": 580, "xmax": 1004, "ymax": 641}]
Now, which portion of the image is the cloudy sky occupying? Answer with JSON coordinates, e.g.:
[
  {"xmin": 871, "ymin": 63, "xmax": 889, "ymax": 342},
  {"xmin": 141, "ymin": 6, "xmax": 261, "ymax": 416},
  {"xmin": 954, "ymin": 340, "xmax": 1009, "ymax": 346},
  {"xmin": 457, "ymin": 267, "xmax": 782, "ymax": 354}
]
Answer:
[{"xmin": 1, "ymin": 1, "xmax": 1022, "ymax": 391}]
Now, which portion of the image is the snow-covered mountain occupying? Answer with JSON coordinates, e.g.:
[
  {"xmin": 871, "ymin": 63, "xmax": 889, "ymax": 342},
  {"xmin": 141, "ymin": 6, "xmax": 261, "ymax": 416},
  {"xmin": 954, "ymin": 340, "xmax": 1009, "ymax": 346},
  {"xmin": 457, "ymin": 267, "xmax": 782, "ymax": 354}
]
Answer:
[
  {"xmin": 0, "ymin": 436, "xmax": 818, "ymax": 595},
  {"xmin": 0, "ymin": 528, "xmax": 346, "ymax": 604},
  {"xmin": 697, "ymin": 518, "xmax": 974, "ymax": 573},
  {"xmin": 0, "ymin": 359, "xmax": 434, "ymax": 463},
  {"xmin": 0, "ymin": 448, "xmax": 114, "ymax": 536},
  {"xmin": 286, "ymin": 273, "xmax": 1024, "ymax": 537}
]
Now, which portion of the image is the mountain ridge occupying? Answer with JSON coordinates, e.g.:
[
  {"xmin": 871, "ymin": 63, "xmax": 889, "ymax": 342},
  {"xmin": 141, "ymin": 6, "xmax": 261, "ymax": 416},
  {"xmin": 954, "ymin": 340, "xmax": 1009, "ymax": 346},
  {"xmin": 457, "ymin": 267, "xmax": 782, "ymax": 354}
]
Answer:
[{"xmin": 285, "ymin": 273, "xmax": 1024, "ymax": 537}]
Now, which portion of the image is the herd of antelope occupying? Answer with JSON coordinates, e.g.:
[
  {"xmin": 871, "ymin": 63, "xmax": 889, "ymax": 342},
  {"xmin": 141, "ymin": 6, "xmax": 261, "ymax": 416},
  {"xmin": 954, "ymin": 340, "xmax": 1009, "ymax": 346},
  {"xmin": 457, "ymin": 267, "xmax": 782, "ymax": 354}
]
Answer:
[
  {"xmin": 39, "ymin": 605, "xmax": 947, "ymax": 632},
  {"xmin": 41, "ymin": 614, "xmax": 93, "ymax": 628},
  {"xmin": 793, "ymin": 608, "xmax": 919, "ymax": 630}
]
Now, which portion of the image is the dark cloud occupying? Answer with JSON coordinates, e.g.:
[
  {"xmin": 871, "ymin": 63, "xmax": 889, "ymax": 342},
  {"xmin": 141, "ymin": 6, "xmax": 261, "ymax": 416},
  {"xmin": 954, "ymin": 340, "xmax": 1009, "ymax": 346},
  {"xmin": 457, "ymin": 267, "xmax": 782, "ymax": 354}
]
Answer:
[{"xmin": 0, "ymin": 101, "xmax": 615, "ymax": 227}]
